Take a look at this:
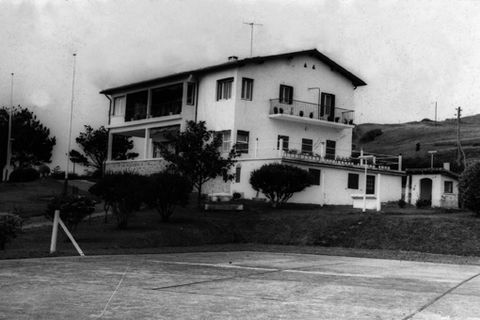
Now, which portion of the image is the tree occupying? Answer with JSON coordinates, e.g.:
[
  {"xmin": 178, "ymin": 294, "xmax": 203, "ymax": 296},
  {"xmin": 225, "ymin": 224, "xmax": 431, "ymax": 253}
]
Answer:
[
  {"xmin": 0, "ymin": 106, "xmax": 56, "ymax": 169},
  {"xmin": 159, "ymin": 121, "xmax": 237, "ymax": 206},
  {"xmin": 250, "ymin": 163, "xmax": 312, "ymax": 207},
  {"xmin": 459, "ymin": 161, "xmax": 480, "ymax": 216},
  {"xmin": 71, "ymin": 125, "xmax": 138, "ymax": 176},
  {"xmin": 147, "ymin": 171, "xmax": 192, "ymax": 222}
]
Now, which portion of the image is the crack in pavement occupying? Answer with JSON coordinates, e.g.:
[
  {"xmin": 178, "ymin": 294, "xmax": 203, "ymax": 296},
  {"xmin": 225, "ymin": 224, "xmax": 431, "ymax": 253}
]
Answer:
[{"xmin": 400, "ymin": 271, "xmax": 480, "ymax": 320}]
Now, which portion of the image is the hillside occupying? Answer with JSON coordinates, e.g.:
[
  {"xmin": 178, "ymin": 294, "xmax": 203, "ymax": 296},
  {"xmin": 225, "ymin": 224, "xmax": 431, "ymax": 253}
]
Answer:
[{"xmin": 353, "ymin": 114, "xmax": 480, "ymax": 171}]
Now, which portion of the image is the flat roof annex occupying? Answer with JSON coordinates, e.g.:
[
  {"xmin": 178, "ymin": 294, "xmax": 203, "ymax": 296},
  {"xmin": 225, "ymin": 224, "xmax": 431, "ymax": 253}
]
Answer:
[{"xmin": 100, "ymin": 49, "xmax": 367, "ymax": 95}]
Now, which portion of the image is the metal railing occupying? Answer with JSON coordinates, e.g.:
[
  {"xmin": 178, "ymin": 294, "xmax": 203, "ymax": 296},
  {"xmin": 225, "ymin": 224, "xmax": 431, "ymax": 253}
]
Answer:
[{"xmin": 269, "ymin": 99, "xmax": 354, "ymax": 125}]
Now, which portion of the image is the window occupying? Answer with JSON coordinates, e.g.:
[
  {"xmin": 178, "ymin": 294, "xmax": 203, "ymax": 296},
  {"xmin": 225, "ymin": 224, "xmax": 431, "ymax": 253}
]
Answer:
[
  {"xmin": 348, "ymin": 173, "xmax": 359, "ymax": 189},
  {"xmin": 219, "ymin": 130, "xmax": 232, "ymax": 152},
  {"xmin": 151, "ymin": 84, "xmax": 183, "ymax": 117},
  {"xmin": 235, "ymin": 166, "xmax": 241, "ymax": 183},
  {"xmin": 302, "ymin": 138, "xmax": 313, "ymax": 154},
  {"xmin": 241, "ymin": 78, "xmax": 254, "ymax": 100},
  {"xmin": 217, "ymin": 77, "xmax": 233, "ymax": 100},
  {"xmin": 125, "ymin": 90, "xmax": 148, "ymax": 121},
  {"xmin": 277, "ymin": 135, "xmax": 289, "ymax": 151},
  {"xmin": 309, "ymin": 169, "xmax": 321, "ymax": 186},
  {"xmin": 444, "ymin": 181, "xmax": 453, "ymax": 193},
  {"xmin": 366, "ymin": 175, "xmax": 376, "ymax": 195},
  {"xmin": 112, "ymin": 96, "xmax": 125, "ymax": 116},
  {"xmin": 186, "ymin": 82, "xmax": 196, "ymax": 105},
  {"xmin": 325, "ymin": 140, "xmax": 336, "ymax": 159},
  {"xmin": 279, "ymin": 85, "xmax": 293, "ymax": 104},
  {"xmin": 236, "ymin": 130, "xmax": 249, "ymax": 153},
  {"xmin": 321, "ymin": 93, "xmax": 335, "ymax": 120}
]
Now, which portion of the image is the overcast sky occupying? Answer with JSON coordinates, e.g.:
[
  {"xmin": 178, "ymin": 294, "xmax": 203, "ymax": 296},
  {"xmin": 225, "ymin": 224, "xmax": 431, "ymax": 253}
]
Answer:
[{"xmin": 1, "ymin": 0, "xmax": 480, "ymax": 169}]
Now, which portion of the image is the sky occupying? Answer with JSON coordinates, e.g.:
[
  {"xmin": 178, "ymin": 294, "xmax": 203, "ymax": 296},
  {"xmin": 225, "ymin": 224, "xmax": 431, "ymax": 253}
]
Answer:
[{"xmin": 1, "ymin": 0, "xmax": 480, "ymax": 169}]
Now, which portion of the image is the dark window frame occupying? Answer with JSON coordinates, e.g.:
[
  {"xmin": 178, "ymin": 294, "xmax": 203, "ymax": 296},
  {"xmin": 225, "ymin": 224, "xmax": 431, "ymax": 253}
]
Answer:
[
  {"xmin": 320, "ymin": 92, "xmax": 335, "ymax": 121},
  {"xmin": 301, "ymin": 138, "xmax": 313, "ymax": 154},
  {"xmin": 325, "ymin": 140, "xmax": 336, "ymax": 159},
  {"xmin": 277, "ymin": 135, "xmax": 289, "ymax": 151},
  {"xmin": 444, "ymin": 181, "xmax": 453, "ymax": 193},
  {"xmin": 309, "ymin": 168, "xmax": 321, "ymax": 186},
  {"xmin": 186, "ymin": 82, "xmax": 196, "ymax": 105},
  {"xmin": 235, "ymin": 166, "xmax": 241, "ymax": 183},
  {"xmin": 348, "ymin": 173, "xmax": 359, "ymax": 189},
  {"xmin": 366, "ymin": 175, "xmax": 376, "ymax": 195},
  {"xmin": 216, "ymin": 77, "xmax": 234, "ymax": 101},
  {"xmin": 279, "ymin": 84, "xmax": 293, "ymax": 104},
  {"xmin": 241, "ymin": 78, "xmax": 254, "ymax": 101},
  {"xmin": 236, "ymin": 130, "xmax": 249, "ymax": 154}
]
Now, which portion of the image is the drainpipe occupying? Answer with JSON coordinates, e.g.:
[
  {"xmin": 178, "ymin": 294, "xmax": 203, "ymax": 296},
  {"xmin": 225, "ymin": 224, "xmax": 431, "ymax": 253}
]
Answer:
[{"xmin": 194, "ymin": 75, "xmax": 200, "ymax": 123}]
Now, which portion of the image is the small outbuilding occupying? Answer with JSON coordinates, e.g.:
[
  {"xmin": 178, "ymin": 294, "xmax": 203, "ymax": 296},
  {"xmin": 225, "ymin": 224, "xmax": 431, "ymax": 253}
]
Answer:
[{"xmin": 405, "ymin": 167, "xmax": 459, "ymax": 208}]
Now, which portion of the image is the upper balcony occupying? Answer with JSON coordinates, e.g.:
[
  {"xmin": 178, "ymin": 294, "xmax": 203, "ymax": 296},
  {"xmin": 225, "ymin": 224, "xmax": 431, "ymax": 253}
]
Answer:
[{"xmin": 269, "ymin": 99, "xmax": 354, "ymax": 129}]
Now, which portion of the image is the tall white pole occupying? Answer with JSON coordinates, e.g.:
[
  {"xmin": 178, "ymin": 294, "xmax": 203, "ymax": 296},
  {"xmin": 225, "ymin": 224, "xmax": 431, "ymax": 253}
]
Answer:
[
  {"xmin": 3, "ymin": 73, "xmax": 14, "ymax": 182},
  {"xmin": 64, "ymin": 53, "xmax": 77, "ymax": 194}
]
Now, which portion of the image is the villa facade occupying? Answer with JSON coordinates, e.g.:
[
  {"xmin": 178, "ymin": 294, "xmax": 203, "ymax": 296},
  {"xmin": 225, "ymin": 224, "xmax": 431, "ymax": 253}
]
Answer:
[{"xmin": 100, "ymin": 49, "xmax": 404, "ymax": 206}]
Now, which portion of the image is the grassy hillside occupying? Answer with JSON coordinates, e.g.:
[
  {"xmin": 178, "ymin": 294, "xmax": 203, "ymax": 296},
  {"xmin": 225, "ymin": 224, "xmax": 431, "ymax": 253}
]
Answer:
[{"xmin": 353, "ymin": 114, "xmax": 480, "ymax": 170}]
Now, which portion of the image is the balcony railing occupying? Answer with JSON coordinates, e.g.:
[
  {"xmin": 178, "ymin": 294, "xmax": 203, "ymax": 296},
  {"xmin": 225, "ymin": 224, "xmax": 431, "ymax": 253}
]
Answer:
[{"xmin": 269, "ymin": 99, "xmax": 354, "ymax": 125}]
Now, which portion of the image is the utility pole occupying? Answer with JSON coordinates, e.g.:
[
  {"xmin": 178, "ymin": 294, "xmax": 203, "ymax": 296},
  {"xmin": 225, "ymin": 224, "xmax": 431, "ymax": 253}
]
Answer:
[
  {"xmin": 243, "ymin": 22, "xmax": 262, "ymax": 57},
  {"xmin": 455, "ymin": 106, "xmax": 466, "ymax": 169},
  {"xmin": 3, "ymin": 73, "xmax": 14, "ymax": 182},
  {"xmin": 64, "ymin": 53, "xmax": 77, "ymax": 195}
]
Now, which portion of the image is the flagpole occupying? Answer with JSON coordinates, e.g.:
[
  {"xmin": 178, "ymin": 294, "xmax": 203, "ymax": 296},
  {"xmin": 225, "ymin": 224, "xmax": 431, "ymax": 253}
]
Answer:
[
  {"xmin": 64, "ymin": 53, "xmax": 77, "ymax": 194},
  {"xmin": 3, "ymin": 73, "xmax": 14, "ymax": 182}
]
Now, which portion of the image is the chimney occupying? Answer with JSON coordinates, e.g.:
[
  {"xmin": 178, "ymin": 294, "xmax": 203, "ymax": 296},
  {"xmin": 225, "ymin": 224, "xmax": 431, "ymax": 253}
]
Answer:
[
  {"xmin": 228, "ymin": 56, "xmax": 238, "ymax": 61},
  {"xmin": 443, "ymin": 162, "xmax": 451, "ymax": 171}
]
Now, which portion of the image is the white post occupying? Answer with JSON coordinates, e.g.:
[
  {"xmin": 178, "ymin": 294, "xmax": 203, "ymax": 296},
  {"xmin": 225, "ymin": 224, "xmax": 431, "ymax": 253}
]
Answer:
[
  {"xmin": 144, "ymin": 128, "xmax": 150, "ymax": 159},
  {"xmin": 58, "ymin": 219, "xmax": 85, "ymax": 256},
  {"xmin": 320, "ymin": 142, "xmax": 325, "ymax": 158},
  {"xmin": 398, "ymin": 154, "xmax": 402, "ymax": 171},
  {"xmin": 363, "ymin": 164, "xmax": 367, "ymax": 212},
  {"xmin": 254, "ymin": 138, "xmax": 258, "ymax": 158},
  {"xmin": 49, "ymin": 210, "xmax": 60, "ymax": 254},
  {"xmin": 360, "ymin": 148, "xmax": 364, "ymax": 165},
  {"xmin": 405, "ymin": 175, "xmax": 411, "ymax": 204},
  {"xmin": 376, "ymin": 174, "xmax": 381, "ymax": 211}
]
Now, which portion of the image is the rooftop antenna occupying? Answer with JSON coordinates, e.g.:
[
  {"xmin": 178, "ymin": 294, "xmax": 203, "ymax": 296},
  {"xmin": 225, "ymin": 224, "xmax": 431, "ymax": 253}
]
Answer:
[{"xmin": 243, "ymin": 22, "xmax": 262, "ymax": 57}]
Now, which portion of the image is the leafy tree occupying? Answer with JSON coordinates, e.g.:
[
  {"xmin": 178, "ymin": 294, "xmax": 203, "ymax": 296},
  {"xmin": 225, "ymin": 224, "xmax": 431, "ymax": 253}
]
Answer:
[
  {"xmin": 0, "ymin": 213, "xmax": 22, "ymax": 250},
  {"xmin": 89, "ymin": 172, "xmax": 148, "ymax": 229},
  {"xmin": 159, "ymin": 121, "xmax": 237, "ymax": 206},
  {"xmin": 44, "ymin": 195, "xmax": 96, "ymax": 232},
  {"xmin": 146, "ymin": 171, "xmax": 192, "ymax": 222},
  {"xmin": 0, "ymin": 106, "xmax": 56, "ymax": 169},
  {"xmin": 250, "ymin": 163, "xmax": 312, "ymax": 207},
  {"xmin": 459, "ymin": 161, "xmax": 480, "ymax": 216},
  {"xmin": 71, "ymin": 125, "xmax": 138, "ymax": 176}
]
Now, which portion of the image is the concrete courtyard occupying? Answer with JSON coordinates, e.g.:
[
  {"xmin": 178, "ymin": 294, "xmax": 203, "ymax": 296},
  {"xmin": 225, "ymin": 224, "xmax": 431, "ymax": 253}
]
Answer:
[{"xmin": 1, "ymin": 251, "xmax": 479, "ymax": 319}]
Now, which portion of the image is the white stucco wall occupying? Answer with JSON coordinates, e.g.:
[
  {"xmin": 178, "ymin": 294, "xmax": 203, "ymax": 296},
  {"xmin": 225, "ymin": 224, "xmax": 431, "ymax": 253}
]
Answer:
[{"xmin": 410, "ymin": 174, "xmax": 459, "ymax": 208}]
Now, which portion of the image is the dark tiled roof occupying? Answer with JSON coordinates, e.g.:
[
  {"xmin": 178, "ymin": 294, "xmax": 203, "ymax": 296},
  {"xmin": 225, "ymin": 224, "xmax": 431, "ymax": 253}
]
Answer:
[
  {"xmin": 100, "ymin": 49, "xmax": 367, "ymax": 95},
  {"xmin": 405, "ymin": 168, "xmax": 459, "ymax": 179}
]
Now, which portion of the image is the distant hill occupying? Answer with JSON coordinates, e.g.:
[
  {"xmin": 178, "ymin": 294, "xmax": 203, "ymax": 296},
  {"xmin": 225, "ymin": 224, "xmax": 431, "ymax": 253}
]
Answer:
[{"xmin": 353, "ymin": 114, "xmax": 480, "ymax": 171}]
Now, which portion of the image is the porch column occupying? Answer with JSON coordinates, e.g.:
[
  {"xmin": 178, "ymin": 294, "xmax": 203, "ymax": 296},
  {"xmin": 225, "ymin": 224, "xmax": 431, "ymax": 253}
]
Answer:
[
  {"xmin": 107, "ymin": 131, "xmax": 113, "ymax": 161},
  {"xmin": 144, "ymin": 128, "xmax": 150, "ymax": 159},
  {"xmin": 405, "ymin": 175, "xmax": 411, "ymax": 204},
  {"xmin": 320, "ymin": 142, "xmax": 325, "ymax": 158},
  {"xmin": 398, "ymin": 154, "xmax": 403, "ymax": 171},
  {"xmin": 376, "ymin": 173, "xmax": 381, "ymax": 211}
]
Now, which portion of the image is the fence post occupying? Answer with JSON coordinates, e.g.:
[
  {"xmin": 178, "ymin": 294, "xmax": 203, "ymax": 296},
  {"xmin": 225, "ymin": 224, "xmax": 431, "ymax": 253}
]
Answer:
[{"xmin": 49, "ymin": 210, "xmax": 60, "ymax": 254}]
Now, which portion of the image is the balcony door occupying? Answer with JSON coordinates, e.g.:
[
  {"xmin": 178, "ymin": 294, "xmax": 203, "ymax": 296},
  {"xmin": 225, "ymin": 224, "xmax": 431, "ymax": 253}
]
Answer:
[{"xmin": 321, "ymin": 93, "xmax": 335, "ymax": 121}]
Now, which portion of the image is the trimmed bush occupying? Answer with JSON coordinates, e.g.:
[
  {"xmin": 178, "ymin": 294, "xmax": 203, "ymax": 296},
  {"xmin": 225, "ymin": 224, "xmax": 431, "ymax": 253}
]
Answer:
[
  {"xmin": 398, "ymin": 199, "xmax": 407, "ymax": 208},
  {"xmin": 146, "ymin": 172, "xmax": 192, "ymax": 222},
  {"xmin": 416, "ymin": 199, "xmax": 431, "ymax": 208},
  {"xmin": 0, "ymin": 213, "xmax": 22, "ymax": 250},
  {"xmin": 38, "ymin": 164, "xmax": 51, "ymax": 177},
  {"xmin": 89, "ymin": 172, "xmax": 149, "ymax": 229},
  {"xmin": 9, "ymin": 167, "xmax": 40, "ymax": 182},
  {"xmin": 359, "ymin": 128, "xmax": 383, "ymax": 143},
  {"xmin": 459, "ymin": 162, "xmax": 480, "ymax": 216},
  {"xmin": 250, "ymin": 163, "xmax": 312, "ymax": 207},
  {"xmin": 45, "ymin": 195, "xmax": 96, "ymax": 232}
]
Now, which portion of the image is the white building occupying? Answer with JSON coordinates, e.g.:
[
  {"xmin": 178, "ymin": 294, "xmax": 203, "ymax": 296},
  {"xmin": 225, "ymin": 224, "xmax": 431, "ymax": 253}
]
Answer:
[
  {"xmin": 405, "ymin": 167, "xmax": 459, "ymax": 208},
  {"xmin": 101, "ymin": 49, "xmax": 404, "ymax": 206}
]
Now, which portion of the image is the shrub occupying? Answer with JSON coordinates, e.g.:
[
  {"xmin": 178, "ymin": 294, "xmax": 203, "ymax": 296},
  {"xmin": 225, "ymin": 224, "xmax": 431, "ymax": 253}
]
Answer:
[
  {"xmin": 0, "ymin": 213, "xmax": 22, "ymax": 250},
  {"xmin": 359, "ymin": 128, "xmax": 383, "ymax": 143},
  {"xmin": 398, "ymin": 199, "xmax": 406, "ymax": 208},
  {"xmin": 9, "ymin": 167, "xmax": 40, "ymax": 182},
  {"xmin": 250, "ymin": 163, "xmax": 312, "ymax": 207},
  {"xmin": 416, "ymin": 199, "xmax": 431, "ymax": 208},
  {"xmin": 89, "ymin": 172, "xmax": 148, "ymax": 229},
  {"xmin": 459, "ymin": 162, "xmax": 480, "ymax": 216},
  {"xmin": 232, "ymin": 192, "xmax": 242, "ymax": 200},
  {"xmin": 45, "ymin": 195, "xmax": 96, "ymax": 232},
  {"xmin": 38, "ymin": 164, "xmax": 51, "ymax": 177},
  {"xmin": 146, "ymin": 172, "xmax": 192, "ymax": 222}
]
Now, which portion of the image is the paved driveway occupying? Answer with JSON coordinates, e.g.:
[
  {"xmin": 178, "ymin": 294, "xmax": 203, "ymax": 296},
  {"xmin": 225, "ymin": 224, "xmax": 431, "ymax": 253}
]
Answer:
[{"xmin": 1, "ymin": 251, "xmax": 479, "ymax": 319}]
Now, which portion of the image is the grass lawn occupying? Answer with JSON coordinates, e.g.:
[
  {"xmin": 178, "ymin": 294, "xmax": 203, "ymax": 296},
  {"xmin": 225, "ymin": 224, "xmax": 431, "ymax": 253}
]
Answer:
[
  {"xmin": 2, "ymin": 193, "xmax": 480, "ymax": 263},
  {"xmin": 0, "ymin": 178, "xmax": 94, "ymax": 219}
]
